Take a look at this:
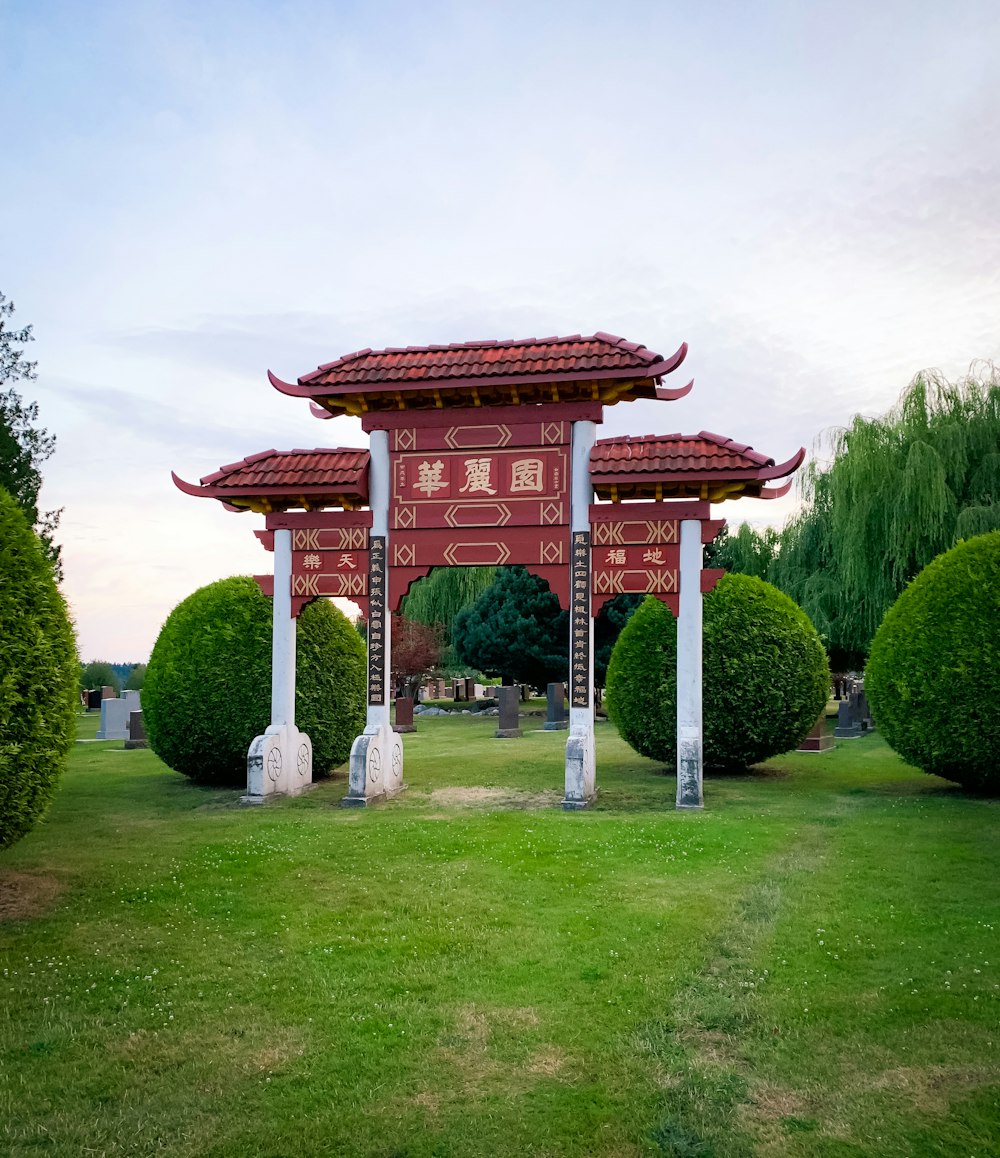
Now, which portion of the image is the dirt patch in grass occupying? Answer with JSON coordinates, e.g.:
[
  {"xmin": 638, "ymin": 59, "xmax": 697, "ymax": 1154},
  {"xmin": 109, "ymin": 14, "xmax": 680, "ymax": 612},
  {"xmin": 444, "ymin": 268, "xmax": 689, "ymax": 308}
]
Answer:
[
  {"xmin": 114, "ymin": 1024, "xmax": 305, "ymax": 1082},
  {"xmin": 872, "ymin": 1064, "xmax": 1000, "ymax": 1115},
  {"xmin": 435, "ymin": 1003, "xmax": 564, "ymax": 1097},
  {"xmin": 528, "ymin": 1044, "xmax": 569, "ymax": 1077},
  {"xmin": 744, "ymin": 1083, "xmax": 810, "ymax": 1121},
  {"xmin": 430, "ymin": 787, "xmax": 562, "ymax": 810},
  {"xmin": 0, "ymin": 871, "xmax": 63, "ymax": 920}
]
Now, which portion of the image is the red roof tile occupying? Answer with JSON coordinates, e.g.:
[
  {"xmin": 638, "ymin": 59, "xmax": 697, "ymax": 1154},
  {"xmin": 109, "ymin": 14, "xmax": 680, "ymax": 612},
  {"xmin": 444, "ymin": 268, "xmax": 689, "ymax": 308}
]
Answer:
[
  {"xmin": 590, "ymin": 432, "xmax": 774, "ymax": 476},
  {"xmin": 301, "ymin": 333, "xmax": 667, "ymax": 387},
  {"xmin": 172, "ymin": 448, "xmax": 370, "ymax": 511},
  {"xmin": 200, "ymin": 448, "xmax": 369, "ymax": 491},
  {"xmin": 267, "ymin": 333, "xmax": 690, "ymax": 416}
]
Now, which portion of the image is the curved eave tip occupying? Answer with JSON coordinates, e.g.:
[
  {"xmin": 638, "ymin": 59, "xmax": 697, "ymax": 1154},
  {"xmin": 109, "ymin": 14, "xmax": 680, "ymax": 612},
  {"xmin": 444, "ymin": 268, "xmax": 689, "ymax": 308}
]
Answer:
[
  {"xmin": 656, "ymin": 340, "xmax": 688, "ymax": 375},
  {"xmin": 655, "ymin": 377, "xmax": 694, "ymax": 402},
  {"xmin": 758, "ymin": 478, "xmax": 793, "ymax": 500},
  {"xmin": 310, "ymin": 401, "xmax": 334, "ymax": 420},
  {"xmin": 171, "ymin": 470, "xmax": 208, "ymax": 497},
  {"xmin": 268, "ymin": 368, "xmax": 309, "ymax": 396},
  {"xmin": 763, "ymin": 446, "xmax": 807, "ymax": 480}
]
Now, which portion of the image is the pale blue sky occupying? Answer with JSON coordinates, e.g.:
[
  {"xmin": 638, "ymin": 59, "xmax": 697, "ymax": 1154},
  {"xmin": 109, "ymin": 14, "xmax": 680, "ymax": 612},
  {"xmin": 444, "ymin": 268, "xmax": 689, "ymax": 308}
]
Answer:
[{"xmin": 3, "ymin": 0, "xmax": 999, "ymax": 658}]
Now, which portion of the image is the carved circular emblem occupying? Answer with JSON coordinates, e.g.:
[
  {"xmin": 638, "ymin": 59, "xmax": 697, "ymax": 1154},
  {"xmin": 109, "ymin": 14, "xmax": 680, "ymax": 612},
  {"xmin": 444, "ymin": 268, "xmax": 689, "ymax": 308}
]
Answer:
[
  {"xmin": 266, "ymin": 746, "xmax": 282, "ymax": 783},
  {"xmin": 367, "ymin": 744, "xmax": 382, "ymax": 784},
  {"xmin": 391, "ymin": 742, "xmax": 402, "ymax": 778},
  {"xmin": 297, "ymin": 742, "xmax": 310, "ymax": 779}
]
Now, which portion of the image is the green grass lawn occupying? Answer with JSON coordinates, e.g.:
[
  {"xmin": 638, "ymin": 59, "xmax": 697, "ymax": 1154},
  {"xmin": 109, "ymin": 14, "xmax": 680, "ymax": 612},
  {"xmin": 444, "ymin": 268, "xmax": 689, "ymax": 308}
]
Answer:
[{"xmin": 1, "ymin": 712, "xmax": 997, "ymax": 1157}]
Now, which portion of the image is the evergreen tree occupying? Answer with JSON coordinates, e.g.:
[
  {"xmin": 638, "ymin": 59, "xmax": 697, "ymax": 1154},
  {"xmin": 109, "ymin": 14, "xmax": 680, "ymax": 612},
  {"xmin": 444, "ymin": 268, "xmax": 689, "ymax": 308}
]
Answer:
[
  {"xmin": 0, "ymin": 293, "xmax": 61, "ymax": 574},
  {"xmin": 453, "ymin": 566, "xmax": 568, "ymax": 689}
]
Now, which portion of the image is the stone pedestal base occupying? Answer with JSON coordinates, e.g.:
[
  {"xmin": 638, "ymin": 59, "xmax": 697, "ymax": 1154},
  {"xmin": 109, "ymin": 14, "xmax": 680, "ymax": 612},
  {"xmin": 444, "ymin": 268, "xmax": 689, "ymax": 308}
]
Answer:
[
  {"xmin": 563, "ymin": 727, "xmax": 595, "ymax": 809},
  {"xmin": 543, "ymin": 720, "xmax": 569, "ymax": 731},
  {"xmin": 495, "ymin": 727, "xmax": 523, "ymax": 738},
  {"xmin": 343, "ymin": 724, "xmax": 404, "ymax": 807},
  {"xmin": 244, "ymin": 723, "xmax": 313, "ymax": 803}
]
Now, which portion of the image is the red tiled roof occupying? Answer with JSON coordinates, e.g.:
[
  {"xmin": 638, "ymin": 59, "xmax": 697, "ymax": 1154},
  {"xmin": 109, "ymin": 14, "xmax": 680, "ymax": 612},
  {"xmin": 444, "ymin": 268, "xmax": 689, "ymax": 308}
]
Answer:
[
  {"xmin": 590, "ymin": 432, "xmax": 804, "ymax": 502},
  {"xmin": 172, "ymin": 448, "xmax": 370, "ymax": 512},
  {"xmin": 301, "ymin": 333, "xmax": 665, "ymax": 386},
  {"xmin": 200, "ymin": 448, "xmax": 369, "ymax": 490},
  {"xmin": 590, "ymin": 432, "xmax": 774, "ymax": 476},
  {"xmin": 269, "ymin": 332, "xmax": 690, "ymax": 416}
]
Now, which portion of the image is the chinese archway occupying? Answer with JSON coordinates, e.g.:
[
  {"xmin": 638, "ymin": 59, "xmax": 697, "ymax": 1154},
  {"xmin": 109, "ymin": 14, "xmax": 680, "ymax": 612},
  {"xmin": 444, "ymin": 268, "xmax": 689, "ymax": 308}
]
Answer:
[{"xmin": 173, "ymin": 333, "xmax": 802, "ymax": 810}]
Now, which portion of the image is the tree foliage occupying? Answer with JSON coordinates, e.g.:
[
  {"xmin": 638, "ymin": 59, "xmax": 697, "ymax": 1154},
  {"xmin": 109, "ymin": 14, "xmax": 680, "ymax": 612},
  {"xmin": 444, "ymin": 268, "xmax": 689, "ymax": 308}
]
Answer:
[
  {"xmin": 768, "ymin": 365, "xmax": 1000, "ymax": 661},
  {"xmin": 143, "ymin": 579, "xmax": 365, "ymax": 786},
  {"xmin": 453, "ymin": 566, "xmax": 567, "ymax": 688},
  {"xmin": 124, "ymin": 663, "xmax": 147, "ymax": 691},
  {"xmin": 390, "ymin": 614, "xmax": 443, "ymax": 697},
  {"xmin": 0, "ymin": 489, "xmax": 78, "ymax": 849},
  {"xmin": 80, "ymin": 660, "xmax": 122, "ymax": 695},
  {"xmin": 866, "ymin": 531, "xmax": 1000, "ymax": 794},
  {"xmin": 0, "ymin": 293, "xmax": 61, "ymax": 573},
  {"xmin": 606, "ymin": 577, "xmax": 829, "ymax": 771},
  {"xmin": 594, "ymin": 593, "xmax": 642, "ymax": 686},
  {"xmin": 401, "ymin": 566, "xmax": 497, "ymax": 640},
  {"xmin": 710, "ymin": 523, "xmax": 780, "ymax": 579}
]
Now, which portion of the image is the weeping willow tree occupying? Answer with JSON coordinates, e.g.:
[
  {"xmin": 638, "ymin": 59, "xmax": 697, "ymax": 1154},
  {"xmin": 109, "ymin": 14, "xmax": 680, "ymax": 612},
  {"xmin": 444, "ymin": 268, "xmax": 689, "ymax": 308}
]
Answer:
[
  {"xmin": 769, "ymin": 363, "xmax": 1000, "ymax": 663},
  {"xmin": 400, "ymin": 566, "xmax": 497, "ymax": 643},
  {"xmin": 710, "ymin": 522, "xmax": 781, "ymax": 579}
]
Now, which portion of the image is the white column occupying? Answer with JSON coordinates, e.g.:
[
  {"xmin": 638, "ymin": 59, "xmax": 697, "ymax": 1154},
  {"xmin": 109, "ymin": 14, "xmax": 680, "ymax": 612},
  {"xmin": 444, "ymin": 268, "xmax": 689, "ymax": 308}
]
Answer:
[
  {"xmin": 564, "ymin": 419, "xmax": 596, "ymax": 808},
  {"xmin": 245, "ymin": 524, "xmax": 312, "ymax": 802},
  {"xmin": 366, "ymin": 428, "xmax": 391, "ymax": 732},
  {"xmin": 345, "ymin": 427, "xmax": 403, "ymax": 805},
  {"xmin": 270, "ymin": 527, "xmax": 296, "ymax": 728},
  {"xmin": 676, "ymin": 518, "xmax": 704, "ymax": 809}
]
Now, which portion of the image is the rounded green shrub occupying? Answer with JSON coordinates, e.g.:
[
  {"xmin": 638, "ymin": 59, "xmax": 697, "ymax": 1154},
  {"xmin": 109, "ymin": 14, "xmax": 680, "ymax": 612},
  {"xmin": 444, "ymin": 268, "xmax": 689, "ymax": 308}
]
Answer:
[
  {"xmin": 606, "ymin": 574, "xmax": 829, "ymax": 771},
  {"xmin": 0, "ymin": 489, "xmax": 78, "ymax": 849},
  {"xmin": 143, "ymin": 577, "xmax": 366, "ymax": 786},
  {"xmin": 866, "ymin": 531, "xmax": 1000, "ymax": 793}
]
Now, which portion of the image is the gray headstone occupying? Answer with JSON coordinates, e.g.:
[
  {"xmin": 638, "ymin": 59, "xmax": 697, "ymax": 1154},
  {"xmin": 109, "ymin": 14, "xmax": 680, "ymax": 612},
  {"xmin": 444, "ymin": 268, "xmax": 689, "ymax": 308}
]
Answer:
[
  {"xmin": 97, "ymin": 697, "xmax": 130, "ymax": 740},
  {"xmin": 495, "ymin": 686, "xmax": 522, "ymax": 738},
  {"xmin": 544, "ymin": 682, "xmax": 568, "ymax": 730},
  {"xmin": 833, "ymin": 698, "xmax": 861, "ymax": 739}
]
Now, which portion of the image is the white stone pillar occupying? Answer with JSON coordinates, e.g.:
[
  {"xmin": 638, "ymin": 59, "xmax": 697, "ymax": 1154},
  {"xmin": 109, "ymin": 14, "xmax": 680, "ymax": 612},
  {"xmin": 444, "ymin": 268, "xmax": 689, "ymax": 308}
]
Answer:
[
  {"xmin": 676, "ymin": 518, "xmax": 704, "ymax": 809},
  {"xmin": 365, "ymin": 429, "xmax": 392, "ymax": 733},
  {"xmin": 270, "ymin": 528, "xmax": 295, "ymax": 727},
  {"xmin": 345, "ymin": 428, "xmax": 403, "ymax": 805},
  {"xmin": 564, "ymin": 419, "xmax": 596, "ymax": 808},
  {"xmin": 244, "ymin": 526, "xmax": 313, "ymax": 803}
]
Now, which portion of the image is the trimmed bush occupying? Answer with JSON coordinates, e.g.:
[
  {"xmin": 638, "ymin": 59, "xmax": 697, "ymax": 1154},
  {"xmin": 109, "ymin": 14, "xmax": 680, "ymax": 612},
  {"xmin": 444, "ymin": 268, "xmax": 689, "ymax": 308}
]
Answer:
[
  {"xmin": 143, "ymin": 577, "xmax": 366, "ymax": 786},
  {"xmin": 866, "ymin": 531, "xmax": 1000, "ymax": 793},
  {"xmin": 606, "ymin": 574, "xmax": 829, "ymax": 771},
  {"xmin": 0, "ymin": 489, "xmax": 78, "ymax": 849}
]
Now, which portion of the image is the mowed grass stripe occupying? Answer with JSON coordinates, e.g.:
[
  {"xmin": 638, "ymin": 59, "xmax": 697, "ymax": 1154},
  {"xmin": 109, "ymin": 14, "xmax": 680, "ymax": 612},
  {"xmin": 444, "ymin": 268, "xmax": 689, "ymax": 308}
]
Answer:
[{"xmin": 1, "ymin": 715, "xmax": 997, "ymax": 1156}]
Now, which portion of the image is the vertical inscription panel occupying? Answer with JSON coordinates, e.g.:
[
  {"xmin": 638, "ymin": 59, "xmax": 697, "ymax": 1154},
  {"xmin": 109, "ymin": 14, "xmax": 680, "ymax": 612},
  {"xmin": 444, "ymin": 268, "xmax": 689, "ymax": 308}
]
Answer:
[
  {"xmin": 570, "ymin": 530, "xmax": 591, "ymax": 709},
  {"xmin": 367, "ymin": 536, "xmax": 386, "ymax": 706}
]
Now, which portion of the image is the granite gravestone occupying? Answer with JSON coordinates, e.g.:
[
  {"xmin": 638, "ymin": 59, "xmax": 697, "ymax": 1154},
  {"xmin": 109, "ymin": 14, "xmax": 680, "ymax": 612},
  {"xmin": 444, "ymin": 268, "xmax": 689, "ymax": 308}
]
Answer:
[
  {"xmin": 97, "ymin": 697, "xmax": 130, "ymax": 740},
  {"xmin": 544, "ymin": 682, "xmax": 568, "ymax": 731},
  {"xmin": 495, "ymin": 686, "xmax": 522, "ymax": 738},
  {"xmin": 125, "ymin": 710, "xmax": 148, "ymax": 749},
  {"xmin": 395, "ymin": 696, "xmax": 416, "ymax": 733},
  {"xmin": 797, "ymin": 710, "xmax": 834, "ymax": 752}
]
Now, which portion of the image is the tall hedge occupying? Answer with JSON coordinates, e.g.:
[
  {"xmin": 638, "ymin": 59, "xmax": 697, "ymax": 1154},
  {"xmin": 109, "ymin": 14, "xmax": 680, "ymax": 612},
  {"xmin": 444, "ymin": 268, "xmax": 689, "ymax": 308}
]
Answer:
[
  {"xmin": 606, "ymin": 575, "xmax": 829, "ymax": 771},
  {"xmin": 866, "ymin": 531, "xmax": 1000, "ymax": 793},
  {"xmin": 143, "ymin": 577, "xmax": 366, "ymax": 786},
  {"xmin": 0, "ymin": 489, "xmax": 78, "ymax": 849}
]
